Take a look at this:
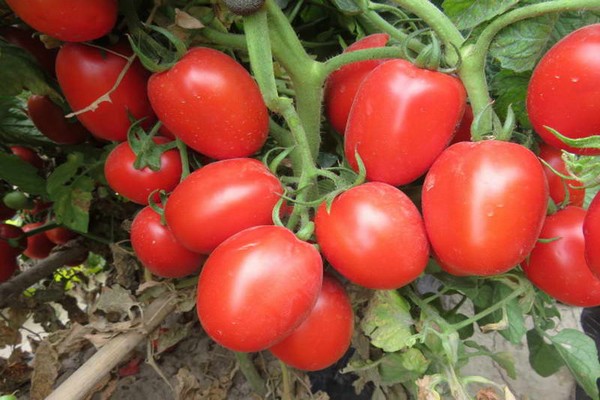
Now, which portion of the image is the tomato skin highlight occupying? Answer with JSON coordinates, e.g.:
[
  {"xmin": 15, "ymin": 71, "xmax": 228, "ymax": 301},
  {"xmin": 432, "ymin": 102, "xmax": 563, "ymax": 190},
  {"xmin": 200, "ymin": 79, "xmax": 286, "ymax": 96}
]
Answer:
[
  {"xmin": 131, "ymin": 207, "xmax": 204, "ymax": 278},
  {"xmin": 324, "ymin": 33, "xmax": 390, "ymax": 135},
  {"xmin": 56, "ymin": 43, "xmax": 156, "ymax": 142},
  {"xmin": 524, "ymin": 206, "xmax": 600, "ymax": 307},
  {"xmin": 28, "ymin": 95, "xmax": 88, "ymax": 145},
  {"xmin": 585, "ymin": 193, "xmax": 600, "ymax": 276},
  {"xmin": 22, "ymin": 222, "xmax": 55, "ymax": 259},
  {"xmin": 538, "ymin": 143, "xmax": 584, "ymax": 207},
  {"xmin": 104, "ymin": 137, "xmax": 182, "ymax": 205},
  {"xmin": 422, "ymin": 141, "xmax": 548, "ymax": 276},
  {"xmin": 148, "ymin": 47, "xmax": 269, "ymax": 160},
  {"xmin": 165, "ymin": 158, "xmax": 283, "ymax": 254},
  {"xmin": 527, "ymin": 24, "xmax": 600, "ymax": 155},
  {"xmin": 269, "ymin": 274, "xmax": 354, "ymax": 371},
  {"xmin": 197, "ymin": 225, "xmax": 323, "ymax": 352},
  {"xmin": 345, "ymin": 59, "xmax": 466, "ymax": 186},
  {"xmin": 315, "ymin": 182, "xmax": 429, "ymax": 289},
  {"xmin": 4, "ymin": 0, "xmax": 117, "ymax": 42}
]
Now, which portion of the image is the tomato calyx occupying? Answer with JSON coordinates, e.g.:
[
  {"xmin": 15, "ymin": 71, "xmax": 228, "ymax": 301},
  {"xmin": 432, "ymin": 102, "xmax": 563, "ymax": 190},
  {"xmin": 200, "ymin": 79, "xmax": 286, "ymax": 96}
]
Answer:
[
  {"xmin": 127, "ymin": 24, "xmax": 188, "ymax": 74},
  {"xmin": 469, "ymin": 103, "xmax": 516, "ymax": 142},
  {"xmin": 128, "ymin": 120, "xmax": 176, "ymax": 172},
  {"xmin": 544, "ymin": 126, "xmax": 600, "ymax": 153},
  {"xmin": 147, "ymin": 190, "xmax": 168, "ymax": 226}
]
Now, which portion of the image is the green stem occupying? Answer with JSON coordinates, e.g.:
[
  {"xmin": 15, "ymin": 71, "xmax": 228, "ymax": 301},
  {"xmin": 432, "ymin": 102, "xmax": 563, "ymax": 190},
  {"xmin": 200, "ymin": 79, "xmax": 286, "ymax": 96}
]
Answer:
[
  {"xmin": 198, "ymin": 27, "xmax": 247, "ymax": 51},
  {"xmin": 359, "ymin": 9, "xmax": 426, "ymax": 53},
  {"xmin": 175, "ymin": 138, "xmax": 190, "ymax": 180},
  {"xmin": 22, "ymin": 222, "xmax": 59, "ymax": 238},
  {"xmin": 322, "ymin": 47, "xmax": 407, "ymax": 77},
  {"xmin": 235, "ymin": 353, "xmax": 266, "ymax": 397},
  {"xmin": 279, "ymin": 360, "xmax": 292, "ymax": 400}
]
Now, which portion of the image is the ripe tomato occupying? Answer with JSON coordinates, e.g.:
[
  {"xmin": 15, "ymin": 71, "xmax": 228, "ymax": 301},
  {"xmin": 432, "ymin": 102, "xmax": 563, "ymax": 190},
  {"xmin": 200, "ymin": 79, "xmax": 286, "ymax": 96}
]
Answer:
[
  {"xmin": 538, "ymin": 143, "xmax": 584, "ymax": 207},
  {"xmin": 0, "ymin": 26, "xmax": 57, "ymax": 75},
  {"xmin": 148, "ymin": 47, "xmax": 269, "ymax": 159},
  {"xmin": 269, "ymin": 274, "xmax": 353, "ymax": 371},
  {"xmin": 0, "ymin": 223, "xmax": 26, "ymax": 259},
  {"xmin": 56, "ymin": 43, "xmax": 155, "ymax": 142},
  {"xmin": 527, "ymin": 24, "xmax": 600, "ymax": 155},
  {"xmin": 165, "ymin": 158, "xmax": 282, "ymax": 254},
  {"xmin": 584, "ymin": 192, "xmax": 600, "ymax": 275},
  {"xmin": 315, "ymin": 182, "xmax": 429, "ymax": 289},
  {"xmin": 324, "ymin": 33, "xmax": 390, "ymax": 135},
  {"xmin": 0, "ymin": 202, "xmax": 15, "ymax": 221},
  {"xmin": 131, "ymin": 206, "xmax": 204, "ymax": 278},
  {"xmin": 104, "ymin": 137, "xmax": 182, "ymax": 205},
  {"xmin": 22, "ymin": 222, "xmax": 55, "ymax": 259},
  {"xmin": 4, "ymin": 0, "xmax": 117, "ymax": 42},
  {"xmin": 523, "ymin": 207, "xmax": 600, "ymax": 306},
  {"xmin": 10, "ymin": 146, "xmax": 43, "ymax": 169},
  {"xmin": 450, "ymin": 104, "xmax": 474, "ymax": 144},
  {"xmin": 422, "ymin": 140, "xmax": 548, "ymax": 276},
  {"xmin": 197, "ymin": 225, "xmax": 323, "ymax": 352},
  {"xmin": 28, "ymin": 95, "xmax": 88, "ymax": 145},
  {"xmin": 345, "ymin": 59, "xmax": 466, "ymax": 186},
  {"xmin": 44, "ymin": 226, "xmax": 76, "ymax": 245}
]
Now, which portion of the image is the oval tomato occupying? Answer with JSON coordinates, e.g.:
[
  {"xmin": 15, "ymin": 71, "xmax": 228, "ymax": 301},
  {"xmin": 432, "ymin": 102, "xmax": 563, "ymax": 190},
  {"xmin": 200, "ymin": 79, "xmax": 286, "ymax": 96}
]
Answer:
[
  {"xmin": 527, "ymin": 24, "xmax": 600, "ymax": 155},
  {"xmin": 422, "ymin": 140, "xmax": 548, "ymax": 276},
  {"xmin": 28, "ymin": 95, "xmax": 88, "ymax": 144},
  {"xmin": 131, "ymin": 206, "xmax": 204, "ymax": 278},
  {"xmin": 22, "ymin": 222, "xmax": 55, "ymax": 259},
  {"xmin": 10, "ymin": 146, "xmax": 43, "ymax": 169},
  {"xmin": 0, "ymin": 26, "xmax": 57, "ymax": 75},
  {"xmin": 450, "ymin": 104, "xmax": 474, "ymax": 144},
  {"xmin": 56, "ymin": 43, "xmax": 155, "ymax": 142},
  {"xmin": 45, "ymin": 226, "xmax": 77, "ymax": 245},
  {"xmin": 0, "ymin": 223, "xmax": 26, "ymax": 259},
  {"xmin": 324, "ymin": 33, "xmax": 389, "ymax": 135},
  {"xmin": 165, "ymin": 158, "xmax": 282, "ymax": 254},
  {"xmin": 584, "ymin": 192, "xmax": 600, "ymax": 275},
  {"xmin": 524, "ymin": 206, "xmax": 600, "ymax": 306},
  {"xmin": 148, "ymin": 47, "xmax": 269, "ymax": 160},
  {"xmin": 104, "ymin": 137, "xmax": 182, "ymax": 205},
  {"xmin": 315, "ymin": 182, "xmax": 429, "ymax": 289},
  {"xmin": 538, "ymin": 143, "xmax": 584, "ymax": 207},
  {"xmin": 5, "ymin": 0, "xmax": 117, "ymax": 42},
  {"xmin": 197, "ymin": 225, "xmax": 323, "ymax": 352},
  {"xmin": 269, "ymin": 274, "xmax": 353, "ymax": 371},
  {"xmin": 345, "ymin": 59, "xmax": 466, "ymax": 186}
]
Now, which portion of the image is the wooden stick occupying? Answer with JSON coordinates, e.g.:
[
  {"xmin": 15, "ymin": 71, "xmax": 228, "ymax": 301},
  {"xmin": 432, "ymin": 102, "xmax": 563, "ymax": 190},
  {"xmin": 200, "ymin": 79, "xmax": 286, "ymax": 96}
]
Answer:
[{"xmin": 46, "ymin": 295, "xmax": 178, "ymax": 400}]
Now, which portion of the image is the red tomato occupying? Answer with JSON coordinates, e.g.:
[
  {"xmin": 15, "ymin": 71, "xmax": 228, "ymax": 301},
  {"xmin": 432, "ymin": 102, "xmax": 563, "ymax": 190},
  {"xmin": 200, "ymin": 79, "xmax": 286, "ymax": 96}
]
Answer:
[
  {"xmin": 10, "ymin": 146, "xmax": 43, "ymax": 169},
  {"xmin": 148, "ymin": 47, "xmax": 269, "ymax": 160},
  {"xmin": 165, "ymin": 158, "xmax": 282, "ymax": 254},
  {"xmin": 0, "ymin": 255, "xmax": 18, "ymax": 283},
  {"xmin": 585, "ymin": 192, "xmax": 600, "ymax": 275},
  {"xmin": 422, "ymin": 140, "xmax": 548, "ymax": 276},
  {"xmin": 28, "ymin": 95, "xmax": 88, "ymax": 144},
  {"xmin": 450, "ymin": 104, "xmax": 474, "ymax": 144},
  {"xmin": 523, "ymin": 207, "xmax": 600, "ymax": 306},
  {"xmin": 269, "ymin": 274, "xmax": 353, "ymax": 371},
  {"xmin": 0, "ymin": 26, "xmax": 57, "ymax": 75},
  {"xmin": 104, "ymin": 137, "xmax": 182, "ymax": 205},
  {"xmin": 315, "ymin": 182, "xmax": 429, "ymax": 289},
  {"xmin": 22, "ymin": 222, "xmax": 55, "ymax": 259},
  {"xmin": 197, "ymin": 225, "xmax": 323, "ymax": 352},
  {"xmin": 324, "ymin": 33, "xmax": 390, "ymax": 135},
  {"xmin": 345, "ymin": 59, "xmax": 466, "ymax": 186},
  {"xmin": 0, "ymin": 223, "xmax": 26, "ymax": 259},
  {"xmin": 56, "ymin": 43, "xmax": 156, "ymax": 142},
  {"xmin": 538, "ymin": 143, "xmax": 584, "ymax": 207},
  {"xmin": 0, "ymin": 203, "xmax": 15, "ymax": 221},
  {"xmin": 4, "ymin": 0, "xmax": 117, "ymax": 42},
  {"xmin": 527, "ymin": 24, "xmax": 600, "ymax": 155},
  {"xmin": 44, "ymin": 226, "xmax": 77, "ymax": 245},
  {"xmin": 131, "ymin": 206, "xmax": 204, "ymax": 278}
]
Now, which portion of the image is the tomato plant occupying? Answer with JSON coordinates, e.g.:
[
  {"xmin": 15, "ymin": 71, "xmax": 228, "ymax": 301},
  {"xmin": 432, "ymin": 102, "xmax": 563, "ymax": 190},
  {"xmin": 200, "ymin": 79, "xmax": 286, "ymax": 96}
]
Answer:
[
  {"xmin": 197, "ymin": 225, "xmax": 323, "ymax": 352},
  {"xmin": 585, "ymin": 192, "xmax": 600, "ymax": 276},
  {"xmin": 315, "ymin": 182, "xmax": 429, "ymax": 289},
  {"xmin": 27, "ymin": 95, "xmax": 88, "ymax": 145},
  {"xmin": 22, "ymin": 222, "xmax": 54, "ymax": 259},
  {"xmin": 538, "ymin": 143, "xmax": 585, "ymax": 207},
  {"xmin": 422, "ymin": 140, "xmax": 548, "ymax": 276}
]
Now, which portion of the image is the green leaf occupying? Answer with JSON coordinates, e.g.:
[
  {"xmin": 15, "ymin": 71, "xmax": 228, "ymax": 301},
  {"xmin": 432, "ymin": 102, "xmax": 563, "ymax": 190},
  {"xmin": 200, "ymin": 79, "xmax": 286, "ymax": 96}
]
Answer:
[
  {"xmin": 527, "ymin": 329, "xmax": 564, "ymax": 377},
  {"xmin": 361, "ymin": 290, "xmax": 414, "ymax": 353},
  {"xmin": 442, "ymin": 0, "xmax": 518, "ymax": 30},
  {"xmin": 490, "ymin": 69, "xmax": 531, "ymax": 129},
  {"xmin": 444, "ymin": 313, "xmax": 474, "ymax": 340},
  {"xmin": 464, "ymin": 341, "xmax": 517, "ymax": 379},
  {"xmin": 329, "ymin": 0, "xmax": 364, "ymax": 15},
  {"xmin": 378, "ymin": 348, "xmax": 430, "ymax": 385},
  {"xmin": 550, "ymin": 328, "xmax": 600, "ymax": 400},
  {"xmin": 550, "ymin": 11, "xmax": 600, "ymax": 45},
  {"xmin": 0, "ymin": 153, "xmax": 47, "ymax": 196},
  {"xmin": 478, "ymin": 283, "xmax": 526, "ymax": 344},
  {"xmin": 0, "ymin": 96, "xmax": 54, "ymax": 148}
]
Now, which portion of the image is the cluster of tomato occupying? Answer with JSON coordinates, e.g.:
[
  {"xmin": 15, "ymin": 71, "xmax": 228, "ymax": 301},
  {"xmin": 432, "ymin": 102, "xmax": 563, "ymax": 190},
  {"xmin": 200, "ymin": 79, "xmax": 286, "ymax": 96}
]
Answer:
[{"xmin": 2, "ymin": 0, "xmax": 600, "ymax": 372}]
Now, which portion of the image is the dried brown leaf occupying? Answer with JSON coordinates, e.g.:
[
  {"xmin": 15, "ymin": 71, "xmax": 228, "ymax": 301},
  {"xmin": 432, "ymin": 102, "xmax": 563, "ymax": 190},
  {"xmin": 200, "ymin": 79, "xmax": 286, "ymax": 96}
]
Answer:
[
  {"xmin": 0, "ymin": 321, "xmax": 21, "ymax": 348},
  {"xmin": 95, "ymin": 285, "xmax": 139, "ymax": 320},
  {"xmin": 174, "ymin": 368, "xmax": 204, "ymax": 400},
  {"xmin": 110, "ymin": 244, "xmax": 138, "ymax": 289},
  {"xmin": 175, "ymin": 9, "xmax": 205, "ymax": 29},
  {"xmin": 477, "ymin": 387, "xmax": 501, "ymax": 400},
  {"xmin": 30, "ymin": 341, "xmax": 60, "ymax": 400}
]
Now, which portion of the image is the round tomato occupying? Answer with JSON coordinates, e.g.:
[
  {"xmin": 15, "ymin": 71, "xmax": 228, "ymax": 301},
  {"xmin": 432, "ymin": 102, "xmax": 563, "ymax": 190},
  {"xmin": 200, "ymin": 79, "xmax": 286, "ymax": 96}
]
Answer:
[
  {"xmin": 131, "ymin": 206, "xmax": 204, "ymax": 278},
  {"xmin": 269, "ymin": 274, "xmax": 353, "ymax": 371},
  {"xmin": 148, "ymin": 47, "xmax": 269, "ymax": 160},
  {"xmin": 315, "ymin": 182, "xmax": 429, "ymax": 289},
  {"xmin": 165, "ymin": 158, "xmax": 282, "ymax": 254},
  {"xmin": 345, "ymin": 59, "xmax": 466, "ymax": 186},
  {"xmin": 585, "ymin": 192, "xmax": 600, "ymax": 275},
  {"xmin": 27, "ymin": 95, "xmax": 88, "ymax": 144},
  {"xmin": 56, "ymin": 43, "xmax": 155, "ymax": 142},
  {"xmin": 45, "ymin": 226, "xmax": 76, "ymax": 245},
  {"xmin": 0, "ymin": 26, "xmax": 57, "ymax": 75},
  {"xmin": 104, "ymin": 137, "xmax": 182, "ymax": 205},
  {"xmin": 22, "ymin": 222, "xmax": 54, "ymax": 259},
  {"xmin": 10, "ymin": 146, "xmax": 43, "ymax": 169},
  {"xmin": 197, "ymin": 225, "xmax": 323, "ymax": 352},
  {"xmin": 5, "ymin": 0, "xmax": 117, "ymax": 42},
  {"xmin": 538, "ymin": 143, "xmax": 584, "ymax": 207},
  {"xmin": 523, "ymin": 206, "xmax": 600, "ymax": 306},
  {"xmin": 527, "ymin": 24, "xmax": 600, "ymax": 155},
  {"xmin": 450, "ymin": 104, "xmax": 474, "ymax": 144},
  {"xmin": 422, "ymin": 140, "xmax": 548, "ymax": 276},
  {"xmin": 324, "ymin": 33, "xmax": 390, "ymax": 135},
  {"xmin": 0, "ymin": 223, "xmax": 26, "ymax": 259}
]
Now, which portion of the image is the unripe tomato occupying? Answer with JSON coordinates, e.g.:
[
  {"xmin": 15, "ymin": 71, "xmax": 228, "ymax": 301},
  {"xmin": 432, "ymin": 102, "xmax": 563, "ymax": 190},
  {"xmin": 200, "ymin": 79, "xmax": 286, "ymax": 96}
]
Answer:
[
  {"xmin": 22, "ymin": 222, "xmax": 55, "ymax": 259},
  {"xmin": 538, "ymin": 143, "xmax": 584, "ymax": 207},
  {"xmin": 27, "ymin": 95, "xmax": 88, "ymax": 145},
  {"xmin": 197, "ymin": 225, "xmax": 323, "ymax": 352},
  {"xmin": 585, "ymin": 192, "xmax": 600, "ymax": 276}
]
